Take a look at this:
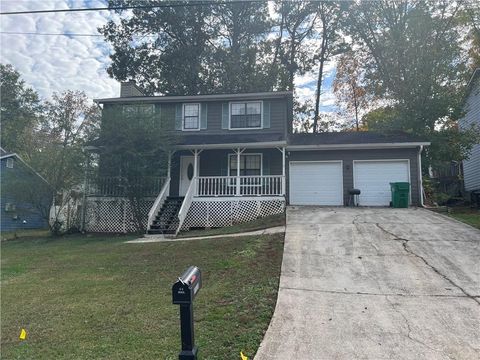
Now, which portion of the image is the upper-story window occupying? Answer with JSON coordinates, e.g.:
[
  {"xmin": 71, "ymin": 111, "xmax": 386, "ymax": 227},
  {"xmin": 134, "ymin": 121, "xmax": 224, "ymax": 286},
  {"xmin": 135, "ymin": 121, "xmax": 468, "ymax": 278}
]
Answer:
[
  {"xmin": 230, "ymin": 101, "xmax": 262, "ymax": 129},
  {"xmin": 183, "ymin": 103, "xmax": 200, "ymax": 130},
  {"xmin": 6, "ymin": 158, "xmax": 13, "ymax": 168},
  {"xmin": 123, "ymin": 104, "xmax": 154, "ymax": 116}
]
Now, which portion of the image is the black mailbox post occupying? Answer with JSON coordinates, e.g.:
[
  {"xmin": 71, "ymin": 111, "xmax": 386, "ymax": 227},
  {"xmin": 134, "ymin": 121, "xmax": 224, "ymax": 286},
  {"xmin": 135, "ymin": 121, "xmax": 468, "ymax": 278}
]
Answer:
[{"xmin": 172, "ymin": 266, "xmax": 202, "ymax": 360}]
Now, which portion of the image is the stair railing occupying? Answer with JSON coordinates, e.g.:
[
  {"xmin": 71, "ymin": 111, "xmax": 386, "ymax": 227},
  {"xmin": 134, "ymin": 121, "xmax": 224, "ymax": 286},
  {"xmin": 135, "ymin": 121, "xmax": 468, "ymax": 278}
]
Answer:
[
  {"xmin": 147, "ymin": 177, "xmax": 171, "ymax": 232},
  {"xmin": 176, "ymin": 176, "xmax": 196, "ymax": 236}
]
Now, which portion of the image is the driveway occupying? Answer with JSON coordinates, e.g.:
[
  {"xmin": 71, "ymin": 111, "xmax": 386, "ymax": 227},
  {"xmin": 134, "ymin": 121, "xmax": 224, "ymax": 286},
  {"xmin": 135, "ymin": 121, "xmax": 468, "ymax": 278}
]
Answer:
[{"xmin": 255, "ymin": 207, "xmax": 480, "ymax": 360}]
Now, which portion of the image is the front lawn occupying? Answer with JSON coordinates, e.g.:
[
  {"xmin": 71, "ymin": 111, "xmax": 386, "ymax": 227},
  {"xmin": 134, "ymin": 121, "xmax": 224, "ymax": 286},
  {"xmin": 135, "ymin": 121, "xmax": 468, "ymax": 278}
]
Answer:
[
  {"xmin": 178, "ymin": 213, "xmax": 285, "ymax": 238},
  {"xmin": 1, "ymin": 233, "xmax": 284, "ymax": 359},
  {"xmin": 448, "ymin": 207, "xmax": 480, "ymax": 229}
]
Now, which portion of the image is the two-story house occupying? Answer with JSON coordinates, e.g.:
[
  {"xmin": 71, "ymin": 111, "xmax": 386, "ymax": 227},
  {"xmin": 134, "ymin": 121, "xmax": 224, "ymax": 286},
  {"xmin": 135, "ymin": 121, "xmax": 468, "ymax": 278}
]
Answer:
[{"xmin": 92, "ymin": 82, "xmax": 429, "ymax": 235}]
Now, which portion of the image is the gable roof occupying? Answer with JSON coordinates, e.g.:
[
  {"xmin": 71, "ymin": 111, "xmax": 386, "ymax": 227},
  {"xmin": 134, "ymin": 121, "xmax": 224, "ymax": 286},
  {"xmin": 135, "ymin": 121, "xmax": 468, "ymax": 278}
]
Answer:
[
  {"xmin": 0, "ymin": 149, "xmax": 51, "ymax": 186},
  {"xmin": 288, "ymin": 131, "xmax": 430, "ymax": 150},
  {"xmin": 94, "ymin": 91, "xmax": 292, "ymax": 104},
  {"xmin": 0, "ymin": 147, "xmax": 12, "ymax": 157}
]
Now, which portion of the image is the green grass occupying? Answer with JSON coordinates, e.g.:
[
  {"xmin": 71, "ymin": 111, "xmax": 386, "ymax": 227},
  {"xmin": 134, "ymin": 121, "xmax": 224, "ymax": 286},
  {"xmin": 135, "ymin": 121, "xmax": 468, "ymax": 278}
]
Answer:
[
  {"xmin": 1, "ymin": 228, "xmax": 50, "ymax": 241},
  {"xmin": 448, "ymin": 207, "xmax": 480, "ymax": 230},
  {"xmin": 1, "ymin": 232, "xmax": 284, "ymax": 359},
  {"xmin": 178, "ymin": 213, "xmax": 285, "ymax": 238}
]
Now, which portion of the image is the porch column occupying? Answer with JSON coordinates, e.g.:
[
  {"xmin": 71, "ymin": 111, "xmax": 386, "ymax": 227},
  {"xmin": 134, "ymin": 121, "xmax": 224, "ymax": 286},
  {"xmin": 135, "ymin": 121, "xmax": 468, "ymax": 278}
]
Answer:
[
  {"xmin": 167, "ymin": 151, "xmax": 172, "ymax": 179},
  {"xmin": 193, "ymin": 149, "xmax": 198, "ymax": 195},
  {"xmin": 282, "ymin": 147, "xmax": 286, "ymax": 195},
  {"xmin": 236, "ymin": 148, "xmax": 241, "ymax": 196}
]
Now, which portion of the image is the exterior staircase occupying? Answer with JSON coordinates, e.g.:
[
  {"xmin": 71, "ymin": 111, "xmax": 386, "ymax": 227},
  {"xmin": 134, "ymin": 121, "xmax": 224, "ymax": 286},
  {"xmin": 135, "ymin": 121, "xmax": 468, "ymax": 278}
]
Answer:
[{"xmin": 147, "ymin": 197, "xmax": 184, "ymax": 235}]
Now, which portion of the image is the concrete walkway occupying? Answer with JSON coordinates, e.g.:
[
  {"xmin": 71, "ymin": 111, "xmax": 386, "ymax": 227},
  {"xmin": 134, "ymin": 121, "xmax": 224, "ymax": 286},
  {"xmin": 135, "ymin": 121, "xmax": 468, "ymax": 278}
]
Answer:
[
  {"xmin": 125, "ymin": 225, "xmax": 285, "ymax": 243},
  {"xmin": 255, "ymin": 207, "xmax": 480, "ymax": 360}
]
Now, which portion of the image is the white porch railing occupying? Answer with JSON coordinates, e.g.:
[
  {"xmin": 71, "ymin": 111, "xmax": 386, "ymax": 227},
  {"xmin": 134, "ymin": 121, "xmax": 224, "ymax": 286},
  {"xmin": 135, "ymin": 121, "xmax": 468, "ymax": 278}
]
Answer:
[
  {"xmin": 196, "ymin": 175, "xmax": 285, "ymax": 197},
  {"xmin": 147, "ymin": 177, "xmax": 170, "ymax": 231},
  {"xmin": 176, "ymin": 176, "xmax": 197, "ymax": 235}
]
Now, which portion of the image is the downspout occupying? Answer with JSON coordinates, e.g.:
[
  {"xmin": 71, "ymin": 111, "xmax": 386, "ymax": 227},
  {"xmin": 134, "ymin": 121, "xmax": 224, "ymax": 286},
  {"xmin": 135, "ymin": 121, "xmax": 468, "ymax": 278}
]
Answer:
[{"xmin": 418, "ymin": 145, "xmax": 425, "ymax": 207}]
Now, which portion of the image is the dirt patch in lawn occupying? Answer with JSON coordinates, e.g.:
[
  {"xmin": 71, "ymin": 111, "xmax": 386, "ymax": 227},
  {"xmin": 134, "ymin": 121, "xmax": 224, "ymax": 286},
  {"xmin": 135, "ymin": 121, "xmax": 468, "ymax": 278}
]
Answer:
[{"xmin": 177, "ymin": 213, "xmax": 285, "ymax": 238}]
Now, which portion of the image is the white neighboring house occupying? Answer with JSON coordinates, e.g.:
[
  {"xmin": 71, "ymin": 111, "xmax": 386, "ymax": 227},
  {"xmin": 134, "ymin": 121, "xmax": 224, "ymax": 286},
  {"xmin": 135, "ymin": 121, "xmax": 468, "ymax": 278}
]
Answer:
[{"xmin": 459, "ymin": 68, "xmax": 480, "ymax": 195}]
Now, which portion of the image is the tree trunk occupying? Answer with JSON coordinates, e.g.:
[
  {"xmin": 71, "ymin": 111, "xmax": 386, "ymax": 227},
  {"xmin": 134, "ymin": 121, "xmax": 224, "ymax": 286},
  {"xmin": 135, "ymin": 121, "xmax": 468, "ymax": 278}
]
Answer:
[
  {"xmin": 313, "ymin": 30, "xmax": 328, "ymax": 133},
  {"xmin": 352, "ymin": 82, "xmax": 359, "ymax": 131},
  {"xmin": 128, "ymin": 195, "xmax": 145, "ymax": 234},
  {"xmin": 288, "ymin": 40, "xmax": 296, "ymax": 91},
  {"xmin": 272, "ymin": 6, "xmax": 284, "ymax": 67}
]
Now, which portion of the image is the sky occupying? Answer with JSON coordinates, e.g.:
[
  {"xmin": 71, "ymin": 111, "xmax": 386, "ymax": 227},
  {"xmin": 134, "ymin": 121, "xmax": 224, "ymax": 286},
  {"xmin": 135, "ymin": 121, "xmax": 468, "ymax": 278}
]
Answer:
[{"xmin": 0, "ymin": 0, "xmax": 337, "ymax": 111}]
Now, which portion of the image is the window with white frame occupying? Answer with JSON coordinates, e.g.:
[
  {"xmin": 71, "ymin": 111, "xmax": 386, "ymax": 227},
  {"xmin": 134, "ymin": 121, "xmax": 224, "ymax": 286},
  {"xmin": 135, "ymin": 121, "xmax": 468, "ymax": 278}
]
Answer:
[
  {"xmin": 183, "ymin": 103, "xmax": 200, "ymax": 130},
  {"xmin": 122, "ymin": 104, "xmax": 154, "ymax": 115},
  {"xmin": 229, "ymin": 154, "xmax": 262, "ymax": 176},
  {"xmin": 6, "ymin": 158, "xmax": 13, "ymax": 168},
  {"xmin": 230, "ymin": 102, "xmax": 262, "ymax": 129}
]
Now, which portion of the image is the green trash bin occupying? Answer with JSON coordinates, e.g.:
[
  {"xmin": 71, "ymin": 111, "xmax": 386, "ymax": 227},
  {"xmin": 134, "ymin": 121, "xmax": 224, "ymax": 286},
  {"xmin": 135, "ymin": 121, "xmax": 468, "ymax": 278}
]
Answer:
[{"xmin": 390, "ymin": 182, "xmax": 410, "ymax": 208}]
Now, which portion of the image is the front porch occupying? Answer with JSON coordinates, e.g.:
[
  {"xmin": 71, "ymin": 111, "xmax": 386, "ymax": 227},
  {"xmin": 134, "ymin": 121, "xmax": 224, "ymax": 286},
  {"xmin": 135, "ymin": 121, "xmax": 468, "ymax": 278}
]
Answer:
[
  {"xmin": 148, "ymin": 146, "xmax": 287, "ymax": 235},
  {"xmin": 170, "ymin": 147, "xmax": 286, "ymax": 197}
]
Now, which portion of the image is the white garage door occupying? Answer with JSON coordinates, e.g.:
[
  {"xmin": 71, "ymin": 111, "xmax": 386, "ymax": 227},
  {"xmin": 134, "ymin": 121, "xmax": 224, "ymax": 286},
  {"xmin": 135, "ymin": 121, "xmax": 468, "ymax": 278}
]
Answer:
[
  {"xmin": 289, "ymin": 161, "xmax": 343, "ymax": 205},
  {"xmin": 354, "ymin": 160, "xmax": 410, "ymax": 206}
]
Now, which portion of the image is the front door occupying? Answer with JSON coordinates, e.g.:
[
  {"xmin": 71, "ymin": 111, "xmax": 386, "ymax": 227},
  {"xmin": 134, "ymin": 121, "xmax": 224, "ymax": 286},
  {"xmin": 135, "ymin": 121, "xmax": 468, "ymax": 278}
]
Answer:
[{"xmin": 179, "ymin": 156, "xmax": 197, "ymax": 196}]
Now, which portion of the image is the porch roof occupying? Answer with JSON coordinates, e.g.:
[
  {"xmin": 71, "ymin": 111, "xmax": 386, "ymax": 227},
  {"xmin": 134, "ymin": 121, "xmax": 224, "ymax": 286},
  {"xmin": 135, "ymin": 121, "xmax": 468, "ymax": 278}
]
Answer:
[{"xmin": 175, "ymin": 133, "xmax": 287, "ymax": 150}]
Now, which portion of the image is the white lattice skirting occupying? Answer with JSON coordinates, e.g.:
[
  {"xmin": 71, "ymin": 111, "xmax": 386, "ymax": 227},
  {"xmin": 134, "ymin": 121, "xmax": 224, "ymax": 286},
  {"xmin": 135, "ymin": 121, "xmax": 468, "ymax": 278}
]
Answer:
[
  {"xmin": 181, "ymin": 197, "xmax": 286, "ymax": 230},
  {"xmin": 85, "ymin": 197, "xmax": 154, "ymax": 233}
]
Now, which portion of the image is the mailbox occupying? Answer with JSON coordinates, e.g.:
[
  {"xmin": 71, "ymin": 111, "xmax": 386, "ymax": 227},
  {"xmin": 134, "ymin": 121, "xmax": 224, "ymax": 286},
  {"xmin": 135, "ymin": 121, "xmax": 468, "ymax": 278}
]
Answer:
[
  {"xmin": 172, "ymin": 266, "xmax": 202, "ymax": 360},
  {"xmin": 172, "ymin": 266, "xmax": 202, "ymax": 305}
]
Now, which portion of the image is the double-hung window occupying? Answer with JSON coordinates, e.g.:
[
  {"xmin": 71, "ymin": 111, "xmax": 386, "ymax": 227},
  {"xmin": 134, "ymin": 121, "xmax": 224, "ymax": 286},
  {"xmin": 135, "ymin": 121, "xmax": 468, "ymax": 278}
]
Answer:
[
  {"xmin": 123, "ymin": 104, "xmax": 154, "ymax": 115},
  {"xmin": 229, "ymin": 154, "xmax": 262, "ymax": 176},
  {"xmin": 230, "ymin": 102, "xmax": 262, "ymax": 129},
  {"xmin": 183, "ymin": 103, "xmax": 200, "ymax": 130}
]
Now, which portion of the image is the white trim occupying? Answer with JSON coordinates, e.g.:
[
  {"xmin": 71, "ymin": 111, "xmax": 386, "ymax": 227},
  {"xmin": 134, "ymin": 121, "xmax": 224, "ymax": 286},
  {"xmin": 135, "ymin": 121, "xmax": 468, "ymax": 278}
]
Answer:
[
  {"xmin": 227, "ymin": 152, "xmax": 263, "ymax": 177},
  {"xmin": 182, "ymin": 103, "xmax": 201, "ymax": 131},
  {"xmin": 147, "ymin": 177, "xmax": 171, "ymax": 232},
  {"xmin": 418, "ymin": 146, "xmax": 424, "ymax": 207},
  {"xmin": 289, "ymin": 160, "xmax": 344, "ymax": 206},
  {"xmin": 287, "ymin": 142, "xmax": 430, "ymax": 151},
  {"xmin": 179, "ymin": 155, "xmax": 200, "ymax": 196},
  {"xmin": 289, "ymin": 160, "xmax": 344, "ymax": 165},
  {"xmin": 467, "ymin": 68, "xmax": 479, "ymax": 87},
  {"xmin": 191, "ymin": 196, "xmax": 285, "ymax": 202},
  {"xmin": 122, "ymin": 103, "xmax": 155, "ymax": 115},
  {"xmin": 176, "ymin": 141, "xmax": 287, "ymax": 150},
  {"xmin": 0, "ymin": 153, "xmax": 50, "ymax": 186},
  {"xmin": 352, "ymin": 159, "xmax": 411, "ymax": 206},
  {"xmin": 228, "ymin": 100, "xmax": 263, "ymax": 130},
  {"xmin": 94, "ymin": 91, "xmax": 292, "ymax": 104}
]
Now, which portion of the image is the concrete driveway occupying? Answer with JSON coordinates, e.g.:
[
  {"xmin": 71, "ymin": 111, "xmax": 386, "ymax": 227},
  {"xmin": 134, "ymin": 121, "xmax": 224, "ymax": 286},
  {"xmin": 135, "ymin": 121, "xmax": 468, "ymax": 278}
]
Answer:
[{"xmin": 255, "ymin": 207, "xmax": 480, "ymax": 360}]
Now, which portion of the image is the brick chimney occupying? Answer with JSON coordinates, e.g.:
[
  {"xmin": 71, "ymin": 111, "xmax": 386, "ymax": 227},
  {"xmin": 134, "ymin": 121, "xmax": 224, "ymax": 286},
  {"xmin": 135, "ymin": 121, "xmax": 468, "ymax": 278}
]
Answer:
[{"xmin": 120, "ymin": 80, "xmax": 145, "ymax": 97}]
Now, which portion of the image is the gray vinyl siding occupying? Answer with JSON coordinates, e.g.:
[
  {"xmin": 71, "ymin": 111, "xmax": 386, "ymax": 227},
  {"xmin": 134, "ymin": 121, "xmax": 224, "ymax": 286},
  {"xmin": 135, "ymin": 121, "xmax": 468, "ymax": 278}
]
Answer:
[
  {"xmin": 287, "ymin": 148, "xmax": 421, "ymax": 206},
  {"xmin": 171, "ymin": 98, "xmax": 287, "ymax": 135},
  {"xmin": 170, "ymin": 149, "xmax": 283, "ymax": 196},
  {"xmin": 101, "ymin": 95, "xmax": 292, "ymax": 142},
  {"xmin": 459, "ymin": 78, "xmax": 480, "ymax": 191}
]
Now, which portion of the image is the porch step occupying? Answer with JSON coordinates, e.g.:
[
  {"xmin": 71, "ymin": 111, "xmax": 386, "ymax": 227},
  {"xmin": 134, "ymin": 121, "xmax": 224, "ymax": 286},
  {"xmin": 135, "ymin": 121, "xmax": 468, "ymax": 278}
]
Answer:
[{"xmin": 147, "ymin": 197, "xmax": 184, "ymax": 235}]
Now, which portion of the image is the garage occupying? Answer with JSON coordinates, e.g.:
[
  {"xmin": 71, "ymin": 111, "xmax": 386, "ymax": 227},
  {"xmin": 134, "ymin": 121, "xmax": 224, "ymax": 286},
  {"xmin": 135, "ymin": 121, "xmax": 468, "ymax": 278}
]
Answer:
[
  {"xmin": 289, "ymin": 161, "xmax": 343, "ymax": 205},
  {"xmin": 353, "ymin": 160, "xmax": 410, "ymax": 206}
]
